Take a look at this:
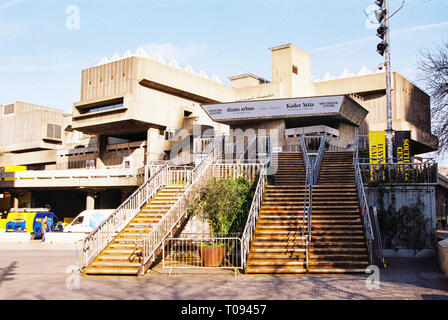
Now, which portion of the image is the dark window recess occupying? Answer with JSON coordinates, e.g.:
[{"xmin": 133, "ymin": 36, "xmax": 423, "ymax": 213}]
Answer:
[
  {"xmin": 79, "ymin": 99, "xmax": 125, "ymax": 114},
  {"xmin": 87, "ymin": 102, "xmax": 124, "ymax": 114},
  {"xmin": 4, "ymin": 104, "xmax": 15, "ymax": 115},
  {"xmin": 292, "ymin": 65, "xmax": 299, "ymax": 75}
]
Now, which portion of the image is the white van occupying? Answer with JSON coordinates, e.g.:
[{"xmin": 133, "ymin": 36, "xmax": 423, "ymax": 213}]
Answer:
[{"xmin": 64, "ymin": 210, "xmax": 115, "ymax": 233}]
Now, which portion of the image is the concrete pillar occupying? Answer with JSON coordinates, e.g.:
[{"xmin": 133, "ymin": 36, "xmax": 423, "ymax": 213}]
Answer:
[
  {"xmin": 86, "ymin": 193, "xmax": 95, "ymax": 210},
  {"xmin": 12, "ymin": 196, "xmax": 19, "ymax": 209},
  {"xmin": 147, "ymin": 128, "xmax": 161, "ymax": 162},
  {"xmin": 96, "ymin": 135, "xmax": 108, "ymax": 169}
]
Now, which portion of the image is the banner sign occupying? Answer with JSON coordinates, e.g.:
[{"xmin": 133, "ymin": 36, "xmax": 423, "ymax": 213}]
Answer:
[
  {"xmin": 394, "ymin": 131, "xmax": 411, "ymax": 162},
  {"xmin": 203, "ymin": 96, "xmax": 344, "ymax": 121},
  {"xmin": 369, "ymin": 131, "xmax": 387, "ymax": 163},
  {"xmin": 369, "ymin": 131, "xmax": 387, "ymax": 181},
  {"xmin": 394, "ymin": 130, "xmax": 412, "ymax": 182}
]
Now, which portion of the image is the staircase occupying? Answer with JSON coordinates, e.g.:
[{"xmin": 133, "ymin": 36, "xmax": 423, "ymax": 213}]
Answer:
[
  {"xmin": 272, "ymin": 152, "xmax": 306, "ymax": 185},
  {"xmin": 246, "ymin": 152, "xmax": 307, "ymax": 274},
  {"xmin": 309, "ymin": 151, "xmax": 369, "ymax": 273},
  {"xmin": 84, "ymin": 185, "xmax": 185, "ymax": 275}
]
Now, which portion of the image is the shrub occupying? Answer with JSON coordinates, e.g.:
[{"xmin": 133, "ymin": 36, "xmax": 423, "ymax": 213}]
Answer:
[{"xmin": 191, "ymin": 177, "xmax": 255, "ymax": 235}]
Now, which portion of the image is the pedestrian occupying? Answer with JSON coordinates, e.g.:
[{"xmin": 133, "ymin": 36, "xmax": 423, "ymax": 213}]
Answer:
[{"xmin": 41, "ymin": 217, "xmax": 48, "ymax": 241}]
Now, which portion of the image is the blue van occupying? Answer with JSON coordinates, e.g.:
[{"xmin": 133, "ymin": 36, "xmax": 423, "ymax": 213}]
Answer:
[{"xmin": 33, "ymin": 212, "xmax": 57, "ymax": 239}]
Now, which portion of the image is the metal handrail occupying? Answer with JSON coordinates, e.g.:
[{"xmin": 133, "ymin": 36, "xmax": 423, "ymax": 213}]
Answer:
[
  {"xmin": 241, "ymin": 161, "xmax": 268, "ymax": 270},
  {"xmin": 299, "ymin": 135, "xmax": 314, "ymax": 269},
  {"xmin": 240, "ymin": 136, "xmax": 272, "ymax": 270},
  {"xmin": 137, "ymin": 136, "xmax": 225, "ymax": 272},
  {"xmin": 354, "ymin": 135, "xmax": 375, "ymax": 265},
  {"xmin": 313, "ymin": 132, "xmax": 328, "ymax": 184},
  {"xmin": 80, "ymin": 163, "xmax": 168, "ymax": 269}
]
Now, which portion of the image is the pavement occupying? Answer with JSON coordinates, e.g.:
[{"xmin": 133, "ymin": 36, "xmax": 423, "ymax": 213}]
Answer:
[{"xmin": 0, "ymin": 241, "xmax": 447, "ymax": 300}]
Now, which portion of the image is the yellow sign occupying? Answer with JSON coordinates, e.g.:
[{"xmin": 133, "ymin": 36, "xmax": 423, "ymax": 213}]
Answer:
[
  {"xmin": 1, "ymin": 165, "xmax": 27, "ymax": 181},
  {"xmin": 369, "ymin": 131, "xmax": 387, "ymax": 181}
]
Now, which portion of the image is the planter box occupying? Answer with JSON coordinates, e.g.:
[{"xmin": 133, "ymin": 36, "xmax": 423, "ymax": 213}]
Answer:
[
  {"xmin": 198, "ymin": 246, "xmax": 227, "ymax": 267},
  {"xmin": 438, "ymin": 240, "xmax": 448, "ymax": 278}
]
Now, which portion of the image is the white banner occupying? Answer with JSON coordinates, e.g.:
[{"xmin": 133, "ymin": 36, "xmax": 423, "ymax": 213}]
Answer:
[{"xmin": 203, "ymin": 96, "xmax": 344, "ymax": 121}]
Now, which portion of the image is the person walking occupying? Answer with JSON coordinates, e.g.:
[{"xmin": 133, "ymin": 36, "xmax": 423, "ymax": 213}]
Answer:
[{"xmin": 41, "ymin": 217, "xmax": 48, "ymax": 241}]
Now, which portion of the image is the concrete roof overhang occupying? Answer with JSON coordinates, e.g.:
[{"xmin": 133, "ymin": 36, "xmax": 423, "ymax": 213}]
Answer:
[{"xmin": 201, "ymin": 95, "xmax": 369, "ymax": 127}]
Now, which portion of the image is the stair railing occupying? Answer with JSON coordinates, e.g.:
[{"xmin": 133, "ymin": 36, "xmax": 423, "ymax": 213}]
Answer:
[
  {"xmin": 354, "ymin": 135, "xmax": 375, "ymax": 265},
  {"xmin": 313, "ymin": 132, "xmax": 328, "ymax": 184},
  {"xmin": 136, "ymin": 136, "xmax": 225, "ymax": 273},
  {"xmin": 300, "ymin": 134, "xmax": 312, "ymax": 185},
  {"xmin": 241, "ymin": 159, "xmax": 269, "ymax": 270},
  {"xmin": 80, "ymin": 163, "xmax": 169, "ymax": 270},
  {"xmin": 299, "ymin": 135, "xmax": 314, "ymax": 269}
]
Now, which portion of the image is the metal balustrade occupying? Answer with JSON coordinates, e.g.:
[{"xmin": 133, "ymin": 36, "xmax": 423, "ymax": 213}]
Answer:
[
  {"xmin": 162, "ymin": 234, "xmax": 243, "ymax": 274},
  {"xmin": 241, "ymin": 161, "xmax": 268, "ymax": 270},
  {"xmin": 313, "ymin": 132, "xmax": 328, "ymax": 184},
  {"xmin": 136, "ymin": 137, "xmax": 225, "ymax": 274},
  {"xmin": 299, "ymin": 135, "xmax": 313, "ymax": 269},
  {"xmin": 211, "ymin": 163, "xmax": 261, "ymax": 181},
  {"xmin": 354, "ymin": 135, "xmax": 376, "ymax": 265},
  {"xmin": 80, "ymin": 134, "xmax": 272, "ymax": 274},
  {"xmin": 80, "ymin": 163, "xmax": 168, "ymax": 270},
  {"xmin": 359, "ymin": 161, "xmax": 438, "ymax": 185}
]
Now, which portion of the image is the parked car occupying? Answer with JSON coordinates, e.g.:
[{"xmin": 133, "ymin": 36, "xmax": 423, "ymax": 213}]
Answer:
[
  {"xmin": 64, "ymin": 210, "xmax": 115, "ymax": 233},
  {"xmin": 5, "ymin": 219, "xmax": 27, "ymax": 232}
]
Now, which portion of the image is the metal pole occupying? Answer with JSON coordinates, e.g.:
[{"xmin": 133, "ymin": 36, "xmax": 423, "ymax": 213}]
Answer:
[{"xmin": 384, "ymin": 0, "xmax": 394, "ymax": 163}]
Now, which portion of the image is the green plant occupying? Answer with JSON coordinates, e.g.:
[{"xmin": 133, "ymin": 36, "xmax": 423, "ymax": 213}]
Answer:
[
  {"xmin": 197, "ymin": 242, "xmax": 225, "ymax": 247},
  {"xmin": 190, "ymin": 177, "xmax": 255, "ymax": 235},
  {"xmin": 377, "ymin": 190, "xmax": 435, "ymax": 253}
]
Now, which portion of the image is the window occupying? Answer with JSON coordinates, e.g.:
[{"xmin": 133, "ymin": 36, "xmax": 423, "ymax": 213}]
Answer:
[
  {"xmin": 165, "ymin": 130, "xmax": 175, "ymax": 140},
  {"xmin": 292, "ymin": 65, "xmax": 299, "ymax": 75},
  {"xmin": 3, "ymin": 103, "xmax": 15, "ymax": 116},
  {"xmin": 78, "ymin": 98, "xmax": 125, "ymax": 115},
  {"xmin": 46, "ymin": 124, "xmax": 62, "ymax": 140},
  {"xmin": 86, "ymin": 102, "xmax": 124, "ymax": 114},
  {"xmin": 72, "ymin": 216, "xmax": 84, "ymax": 225}
]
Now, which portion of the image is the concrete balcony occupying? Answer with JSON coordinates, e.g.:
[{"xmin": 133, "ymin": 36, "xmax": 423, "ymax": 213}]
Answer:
[{"xmin": 0, "ymin": 168, "xmax": 144, "ymax": 189}]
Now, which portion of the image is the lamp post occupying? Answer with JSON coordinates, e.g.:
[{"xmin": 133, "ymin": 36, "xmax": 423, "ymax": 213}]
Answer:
[{"xmin": 375, "ymin": 0, "xmax": 394, "ymax": 163}]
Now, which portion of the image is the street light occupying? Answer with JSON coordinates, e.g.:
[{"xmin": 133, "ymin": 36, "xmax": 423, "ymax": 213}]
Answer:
[{"xmin": 374, "ymin": 0, "xmax": 394, "ymax": 163}]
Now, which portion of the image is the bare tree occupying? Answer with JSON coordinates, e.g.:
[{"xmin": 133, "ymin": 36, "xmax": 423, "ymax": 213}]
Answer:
[{"xmin": 417, "ymin": 41, "xmax": 448, "ymax": 156}]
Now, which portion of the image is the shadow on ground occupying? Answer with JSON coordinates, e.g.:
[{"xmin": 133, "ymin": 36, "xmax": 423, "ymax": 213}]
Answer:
[{"xmin": 0, "ymin": 262, "xmax": 18, "ymax": 287}]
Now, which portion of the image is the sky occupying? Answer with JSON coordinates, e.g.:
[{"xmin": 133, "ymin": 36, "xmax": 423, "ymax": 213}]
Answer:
[{"xmin": 0, "ymin": 0, "xmax": 447, "ymax": 115}]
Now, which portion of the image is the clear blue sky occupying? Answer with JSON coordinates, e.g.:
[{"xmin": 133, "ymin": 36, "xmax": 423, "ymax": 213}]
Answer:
[{"xmin": 0, "ymin": 0, "xmax": 447, "ymax": 113}]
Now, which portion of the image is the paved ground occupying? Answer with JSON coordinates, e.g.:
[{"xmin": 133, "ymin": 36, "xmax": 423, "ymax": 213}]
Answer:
[{"xmin": 0, "ymin": 241, "xmax": 447, "ymax": 300}]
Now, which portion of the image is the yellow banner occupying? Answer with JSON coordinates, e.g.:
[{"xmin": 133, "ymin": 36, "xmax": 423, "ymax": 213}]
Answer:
[{"xmin": 369, "ymin": 131, "xmax": 386, "ymax": 181}]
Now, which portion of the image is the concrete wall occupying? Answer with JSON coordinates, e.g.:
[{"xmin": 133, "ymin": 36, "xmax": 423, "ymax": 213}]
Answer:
[
  {"xmin": 366, "ymin": 185, "xmax": 437, "ymax": 252},
  {"xmin": 0, "ymin": 102, "xmax": 64, "ymax": 153}
]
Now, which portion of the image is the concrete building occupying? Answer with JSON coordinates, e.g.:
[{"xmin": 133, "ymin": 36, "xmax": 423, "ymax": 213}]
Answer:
[{"xmin": 0, "ymin": 43, "xmax": 439, "ymax": 219}]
